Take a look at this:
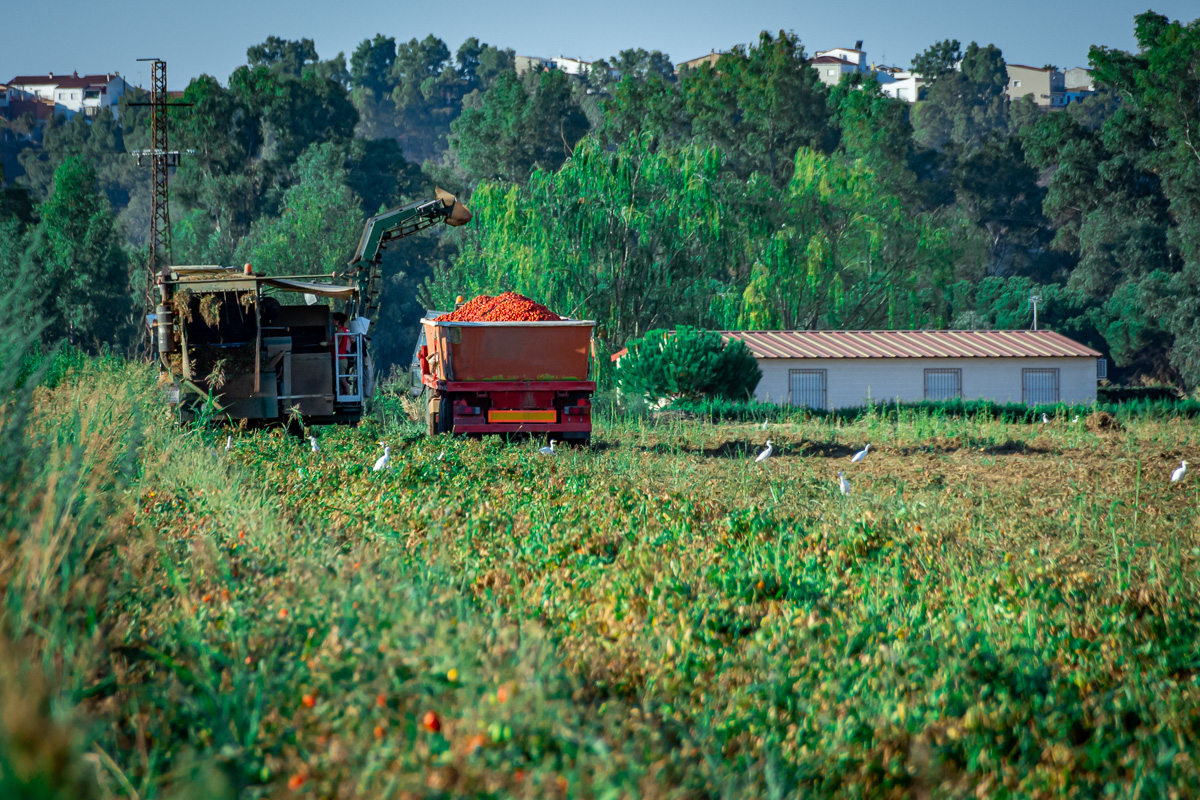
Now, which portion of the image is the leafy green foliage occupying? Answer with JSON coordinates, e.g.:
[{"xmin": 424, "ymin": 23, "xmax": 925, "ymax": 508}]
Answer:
[
  {"xmin": 16, "ymin": 156, "xmax": 130, "ymax": 347},
  {"xmin": 911, "ymin": 38, "xmax": 962, "ymax": 82},
  {"xmin": 685, "ymin": 31, "xmax": 833, "ymax": 184},
  {"xmin": 912, "ymin": 42, "xmax": 1009, "ymax": 152},
  {"xmin": 433, "ymin": 136, "xmax": 968, "ymax": 349},
  {"xmin": 449, "ymin": 70, "xmax": 589, "ymax": 183},
  {"xmin": 616, "ymin": 326, "xmax": 761, "ymax": 402},
  {"xmin": 236, "ymin": 142, "xmax": 362, "ymax": 277}
]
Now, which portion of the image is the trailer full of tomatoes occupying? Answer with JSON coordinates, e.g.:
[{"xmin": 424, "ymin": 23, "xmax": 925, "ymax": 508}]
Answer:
[{"xmin": 438, "ymin": 292, "xmax": 562, "ymax": 322}]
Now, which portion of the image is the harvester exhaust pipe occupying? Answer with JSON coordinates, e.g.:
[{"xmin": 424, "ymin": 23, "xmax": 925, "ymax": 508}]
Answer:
[{"xmin": 435, "ymin": 186, "xmax": 472, "ymax": 227}]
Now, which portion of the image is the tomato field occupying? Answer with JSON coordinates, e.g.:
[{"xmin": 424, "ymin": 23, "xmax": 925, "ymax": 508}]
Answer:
[{"xmin": 3, "ymin": 358, "xmax": 1200, "ymax": 799}]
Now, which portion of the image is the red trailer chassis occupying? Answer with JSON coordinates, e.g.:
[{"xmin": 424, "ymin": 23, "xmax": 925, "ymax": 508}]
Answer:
[{"xmin": 421, "ymin": 375, "xmax": 594, "ymax": 441}]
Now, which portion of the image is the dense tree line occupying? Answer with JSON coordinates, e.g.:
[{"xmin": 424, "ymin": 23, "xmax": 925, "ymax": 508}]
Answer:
[{"xmin": 0, "ymin": 12, "xmax": 1197, "ymax": 386}]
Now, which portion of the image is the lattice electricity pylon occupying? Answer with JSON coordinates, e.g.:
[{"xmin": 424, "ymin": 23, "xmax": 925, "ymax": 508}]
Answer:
[{"xmin": 129, "ymin": 58, "xmax": 191, "ymax": 315}]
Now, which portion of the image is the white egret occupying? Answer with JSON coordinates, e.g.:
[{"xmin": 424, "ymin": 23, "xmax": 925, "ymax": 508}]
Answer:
[
  {"xmin": 373, "ymin": 442, "xmax": 390, "ymax": 472},
  {"xmin": 755, "ymin": 440, "xmax": 774, "ymax": 464},
  {"xmin": 1072, "ymin": 415, "xmax": 1080, "ymax": 423},
  {"xmin": 539, "ymin": 440, "xmax": 557, "ymax": 456},
  {"xmin": 761, "ymin": 419, "xmax": 769, "ymax": 430},
  {"xmin": 1042, "ymin": 413, "xmax": 1050, "ymax": 424},
  {"xmin": 437, "ymin": 451, "xmax": 446, "ymax": 461},
  {"xmin": 1171, "ymin": 460, "xmax": 1187, "ymax": 483},
  {"xmin": 225, "ymin": 435, "xmax": 232, "ymax": 451},
  {"xmin": 838, "ymin": 471, "xmax": 851, "ymax": 496},
  {"xmin": 309, "ymin": 436, "xmax": 319, "ymax": 453},
  {"xmin": 851, "ymin": 443, "xmax": 871, "ymax": 463}
]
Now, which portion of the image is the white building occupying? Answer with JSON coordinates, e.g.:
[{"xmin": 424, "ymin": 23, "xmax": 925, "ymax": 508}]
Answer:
[
  {"xmin": 554, "ymin": 56, "xmax": 591, "ymax": 76},
  {"xmin": 810, "ymin": 43, "xmax": 869, "ymax": 87},
  {"xmin": 5, "ymin": 72, "xmax": 129, "ymax": 119},
  {"xmin": 721, "ymin": 330, "xmax": 1102, "ymax": 408},
  {"xmin": 875, "ymin": 69, "xmax": 924, "ymax": 102}
]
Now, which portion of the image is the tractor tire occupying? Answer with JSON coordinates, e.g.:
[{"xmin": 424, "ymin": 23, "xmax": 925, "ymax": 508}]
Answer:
[{"xmin": 426, "ymin": 391, "xmax": 439, "ymax": 436}]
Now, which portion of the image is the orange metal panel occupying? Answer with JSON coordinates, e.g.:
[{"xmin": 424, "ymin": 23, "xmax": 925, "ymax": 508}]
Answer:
[
  {"xmin": 488, "ymin": 409, "xmax": 557, "ymax": 423},
  {"xmin": 422, "ymin": 320, "xmax": 594, "ymax": 381}
]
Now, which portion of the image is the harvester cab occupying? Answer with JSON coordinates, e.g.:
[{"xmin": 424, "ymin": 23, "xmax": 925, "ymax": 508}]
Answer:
[{"xmin": 153, "ymin": 188, "xmax": 471, "ymax": 426}]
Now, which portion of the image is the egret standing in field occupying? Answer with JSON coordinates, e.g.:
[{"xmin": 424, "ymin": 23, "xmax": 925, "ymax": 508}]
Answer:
[
  {"xmin": 225, "ymin": 435, "xmax": 232, "ymax": 452},
  {"xmin": 755, "ymin": 440, "xmax": 774, "ymax": 464},
  {"xmin": 373, "ymin": 442, "xmax": 390, "ymax": 472},
  {"xmin": 851, "ymin": 443, "xmax": 871, "ymax": 463},
  {"xmin": 309, "ymin": 436, "xmax": 319, "ymax": 453},
  {"xmin": 539, "ymin": 440, "xmax": 557, "ymax": 456},
  {"xmin": 437, "ymin": 450, "xmax": 445, "ymax": 461},
  {"xmin": 1042, "ymin": 413, "xmax": 1050, "ymax": 424},
  {"xmin": 838, "ymin": 471, "xmax": 851, "ymax": 496},
  {"xmin": 761, "ymin": 419, "xmax": 769, "ymax": 430},
  {"xmin": 1171, "ymin": 460, "xmax": 1187, "ymax": 483}
]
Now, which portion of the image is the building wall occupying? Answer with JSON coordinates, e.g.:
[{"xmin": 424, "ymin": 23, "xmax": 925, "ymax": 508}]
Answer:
[
  {"xmin": 10, "ymin": 82, "xmax": 56, "ymax": 101},
  {"xmin": 812, "ymin": 63, "xmax": 854, "ymax": 86},
  {"xmin": 1007, "ymin": 66, "xmax": 1067, "ymax": 108},
  {"xmin": 752, "ymin": 356, "xmax": 1097, "ymax": 407},
  {"xmin": 877, "ymin": 73, "xmax": 922, "ymax": 102},
  {"xmin": 1064, "ymin": 67, "xmax": 1092, "ymax": 90},
  {"xmin": 54, "ymin": 86, "xmax": 84, "ymax": 113},
  {"xmin": 1006, "ymin": 66, "xmax": 1051, "ymax": 106},
  {"xmin": 515, "ymin": 56, "xmax": 549, "ymax": 75},
  {"xmin": 676, "ymin": 52, "xmax": 723, "ymax": 72},
  {"xmin": 555, "ymin": 57, "xmax": 590, "ymax": 76}
]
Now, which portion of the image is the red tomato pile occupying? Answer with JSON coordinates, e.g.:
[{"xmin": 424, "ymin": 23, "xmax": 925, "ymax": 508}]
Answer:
[{"xmin": 439, "ymin": 292, "xmax": 562, "ymax": 322}]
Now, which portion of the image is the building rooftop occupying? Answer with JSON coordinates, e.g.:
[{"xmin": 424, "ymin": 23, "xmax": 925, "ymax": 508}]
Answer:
[
  {"xmin": 811, "ymin": 55, "xmax": 855, "ymax": 65},
  {"xmin": 720, "ymin": 329, "xmax": 1100, "ymax": 359},
  {"xmin": 7, "ymin": 72, "xmax": 120, "ymax": 89}
]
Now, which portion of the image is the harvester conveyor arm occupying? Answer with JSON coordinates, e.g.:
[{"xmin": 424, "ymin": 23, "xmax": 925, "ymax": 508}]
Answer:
[{"xmin": 342, "ymin": 187, "xmax": 470, "ymax": 322}]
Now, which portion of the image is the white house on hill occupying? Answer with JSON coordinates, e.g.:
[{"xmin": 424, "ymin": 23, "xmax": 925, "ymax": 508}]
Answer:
[
  {"xmin": 5, "ymin": 71, "xmax": 129, "ymax": 119},
  {"xmin": 720, "ymin": 330, "xmax": 1102, "ymax": 408}
]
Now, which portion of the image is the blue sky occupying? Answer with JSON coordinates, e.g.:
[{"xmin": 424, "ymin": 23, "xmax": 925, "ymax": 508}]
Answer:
[{"xmin": 3, "ymin": 0, "xmax": 1196, "ymax": 89}]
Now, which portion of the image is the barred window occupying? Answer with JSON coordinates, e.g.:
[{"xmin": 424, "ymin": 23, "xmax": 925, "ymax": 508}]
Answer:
[
  {"xmin": 789, "ymin": 369, "xmax": 827, "ymax": 410},
  {"xmin": 1022, "ymin": 368, "xmax": 1059, "ymax": 405},
  {"xmin": 924, "ymin": 368, "xmax": 962, "ymax": 401}
]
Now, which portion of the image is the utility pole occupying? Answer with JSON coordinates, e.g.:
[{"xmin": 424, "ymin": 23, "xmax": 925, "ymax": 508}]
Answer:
[
  {"xmin": 128, "ymin": 58, "xmax": 190, "ymax": 355},
  {"xmin": 1029, "ymin": 294, "xmax": 1041, "ymax": 331}
]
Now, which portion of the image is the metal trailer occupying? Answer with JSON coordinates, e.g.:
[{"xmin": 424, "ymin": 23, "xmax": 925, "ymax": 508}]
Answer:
[{"xmin": 417, "ymin": 318, "xmax": 595, "ymax": 443}]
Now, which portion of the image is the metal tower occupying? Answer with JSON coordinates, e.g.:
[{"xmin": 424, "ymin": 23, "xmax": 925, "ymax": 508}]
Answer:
[{"xmin": 130, "ymin": 58, "xmax": 189, "ymax": 315}]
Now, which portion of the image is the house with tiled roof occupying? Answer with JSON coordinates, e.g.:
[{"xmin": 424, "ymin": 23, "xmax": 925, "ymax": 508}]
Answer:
[
  {"xmin": 728, "ymin": 329, "xmax": 1102, "ymax": 407},
  {"xmin": 5, "ymin": 71, "xmax": 129, "ymax": 120},
  {"xmin": 811, "ymin": 42, "xmax": 868, "ymax": 86},
  {"xmin": 614, "ymin": 329, "xmax": 1103, "ymax": 407}
]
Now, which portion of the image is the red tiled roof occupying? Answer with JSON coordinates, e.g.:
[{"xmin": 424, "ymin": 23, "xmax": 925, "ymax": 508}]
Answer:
[
  {"xmin": 1007, "ymin": 64, "xmax": 1052, "ymax": 73},
  {"xmin": 720, "ymin": 330, "xmax": 1100, "ymax": 359},
  {"xmin": 7, "ymin": 73, "xmax": 119, "ymax": 89},
  {"xmin": 811, "ymin": 56, "xmax": 854, "ymax": 65}
]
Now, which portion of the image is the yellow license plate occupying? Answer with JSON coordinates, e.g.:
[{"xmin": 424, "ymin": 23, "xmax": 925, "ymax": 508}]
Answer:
[{"xmin": 487, "ymin": 409, "xmax": 557, "ymax": 423}]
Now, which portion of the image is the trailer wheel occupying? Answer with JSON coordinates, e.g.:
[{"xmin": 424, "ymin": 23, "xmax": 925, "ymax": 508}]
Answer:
[
  {"xmin": 561, "ymin": 432, "xmax": 592, "ymax": 447},
  {"xmin": 437, "ymin": 394, "xmax": 453, "ymax": 434},
  {"xmin": 425, "ymin": 391, "xmax": 439, "ymax": 436}
]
